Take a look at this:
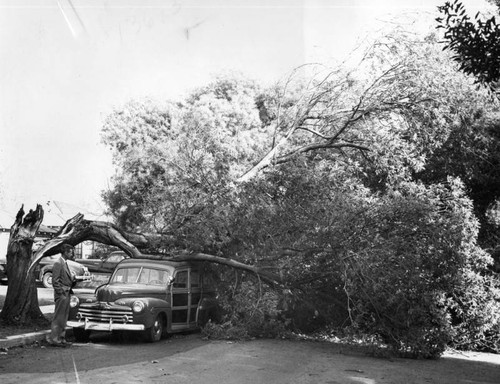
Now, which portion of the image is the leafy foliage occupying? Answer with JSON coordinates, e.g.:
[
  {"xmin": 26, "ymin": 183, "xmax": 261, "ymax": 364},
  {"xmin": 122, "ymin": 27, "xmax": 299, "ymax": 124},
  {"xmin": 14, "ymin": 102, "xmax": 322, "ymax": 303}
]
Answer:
[
  {"xmin": 202, "ymin": 276, "xmax": 289, "ymax": 340},
  {"xmin": 437, "ymin": 0, "xmax": 500, "ymax": 92},
  {"xmin": 101, "ymin": 29, "xmax": 500, "ymax": 357},
  {"xmin": 342, "ymin": 179, "xmax": 493, "ymax": 358},
  {"xmin": 417, "ymin": 110, "xmax": 500, "ymax": 249}
]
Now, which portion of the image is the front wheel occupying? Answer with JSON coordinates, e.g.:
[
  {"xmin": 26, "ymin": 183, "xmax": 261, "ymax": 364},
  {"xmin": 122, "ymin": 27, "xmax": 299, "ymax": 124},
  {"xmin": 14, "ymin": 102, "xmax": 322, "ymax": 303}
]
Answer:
[
  {"xmin": 144, "ymin": 315, "xmax": 164, "ymax": 343},
  {"xmin": 42, "ymin": 272, "xmax": 53, "ymax": 288},
  {"xmin": 73, "ymin": 328, "xmax": 91, "ymax": 342}
]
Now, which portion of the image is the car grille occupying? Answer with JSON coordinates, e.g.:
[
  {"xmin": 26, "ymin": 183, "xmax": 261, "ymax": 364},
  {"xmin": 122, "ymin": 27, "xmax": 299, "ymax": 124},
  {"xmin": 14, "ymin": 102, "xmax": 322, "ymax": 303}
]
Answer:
[{"xmin": 78, "ymin": 303, "xmax": 133, "ymax": 323}]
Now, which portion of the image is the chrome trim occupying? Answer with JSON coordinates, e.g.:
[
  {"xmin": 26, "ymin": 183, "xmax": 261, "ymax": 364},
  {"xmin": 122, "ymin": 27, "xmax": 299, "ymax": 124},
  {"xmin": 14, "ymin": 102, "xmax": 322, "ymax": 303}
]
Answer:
[
  {"xmin": 75, "ymin": 303, "xmax": 134, "ymax": 324},
  {"xmin": 68, "ymin": 320, "xmax": 145, "ymax": 331}
]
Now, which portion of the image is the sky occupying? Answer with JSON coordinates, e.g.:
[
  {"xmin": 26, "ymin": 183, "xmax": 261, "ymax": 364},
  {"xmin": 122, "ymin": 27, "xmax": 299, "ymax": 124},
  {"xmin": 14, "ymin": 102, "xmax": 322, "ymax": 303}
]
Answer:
[{"xmin": 0, "ymin": 0, "xmax": 493, "ymax": 221}]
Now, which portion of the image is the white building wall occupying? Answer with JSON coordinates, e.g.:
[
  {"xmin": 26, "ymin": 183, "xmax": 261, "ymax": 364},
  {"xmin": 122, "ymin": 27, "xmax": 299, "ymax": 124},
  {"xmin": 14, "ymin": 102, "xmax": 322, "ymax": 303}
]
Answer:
[{"xmin": 0, "ymin": 231, "xmax": 9, "ymax": 260}]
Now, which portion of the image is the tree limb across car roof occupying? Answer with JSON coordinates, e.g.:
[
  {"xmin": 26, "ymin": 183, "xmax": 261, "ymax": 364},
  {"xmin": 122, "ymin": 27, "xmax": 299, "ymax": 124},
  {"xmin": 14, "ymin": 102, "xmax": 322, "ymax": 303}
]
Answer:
[{"xmin": 29, "ymin": 212, "xmax": 285, "ymax": 289}]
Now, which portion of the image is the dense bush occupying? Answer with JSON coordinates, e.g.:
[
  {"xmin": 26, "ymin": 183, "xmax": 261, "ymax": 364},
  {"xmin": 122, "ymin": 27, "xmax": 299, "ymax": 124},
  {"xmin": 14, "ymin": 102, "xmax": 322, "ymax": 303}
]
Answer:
[
  {"xmin": 200, "ymin": 170, "xmax": 499, "ymax": 357},
  {"xmin": 339, "ymin": 180, "xmax": 468, "ymax": 357},
  {"xmin": 202, "ymin": 276, "xmax": 289, "ymax": 340},
  {"xmin": 447, "ymin": 268, "xmax": 500, "ymax": 352}
]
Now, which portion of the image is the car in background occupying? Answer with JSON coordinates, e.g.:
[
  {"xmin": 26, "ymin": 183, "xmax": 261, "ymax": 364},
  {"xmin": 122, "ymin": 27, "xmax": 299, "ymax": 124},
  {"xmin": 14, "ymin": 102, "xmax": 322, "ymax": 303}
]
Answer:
[
  {"xmin": 77, "ymin": 251, "xmax": 129, "ymax": 274},
  {"xmin": 37, "ymin": 256, "xmax": 89, "ymax": 288},
  {"xmin": 0, "ymin": 255, "xmax": 89, "ymax": 288},
  {"xmin": 68, "ymin": 258, "xmax": 219, "ymax": 343},
  {"xmin": 38, "ymin": 250, "xmax": 127, "ymax": 288},
  {"xmin": 0, "ymin": 259, "xmax": 7, "ymax": 285}
]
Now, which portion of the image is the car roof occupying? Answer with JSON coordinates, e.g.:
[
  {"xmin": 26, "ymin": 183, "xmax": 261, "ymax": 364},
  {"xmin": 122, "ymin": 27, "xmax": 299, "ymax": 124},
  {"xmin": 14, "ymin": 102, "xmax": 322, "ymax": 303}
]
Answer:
[
  {"xmin": 117, "ymin": 257, "xmax": 198, "ymax": 269},
  {"xmin": 109, "ymin": 251, "xmax": 129, "ymax": 257}
]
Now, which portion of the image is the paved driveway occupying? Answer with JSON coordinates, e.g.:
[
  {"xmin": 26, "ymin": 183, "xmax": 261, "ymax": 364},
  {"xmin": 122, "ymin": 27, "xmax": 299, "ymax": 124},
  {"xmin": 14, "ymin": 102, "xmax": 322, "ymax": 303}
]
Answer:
[{"xmin": 0, "ymin": 333, "xmax": 499, "ymax": 384}]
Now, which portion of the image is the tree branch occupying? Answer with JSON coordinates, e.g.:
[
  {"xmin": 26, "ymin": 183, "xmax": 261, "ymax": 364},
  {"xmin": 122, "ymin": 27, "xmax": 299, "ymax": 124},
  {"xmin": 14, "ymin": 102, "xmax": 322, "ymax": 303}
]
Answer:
[
  {"xmin": 274, "ymin": 142, "xmax": 370, "ymax": 165},
  {"xmin": 27, "ymin": 214, "xmax": 286, "ymax": 288}
]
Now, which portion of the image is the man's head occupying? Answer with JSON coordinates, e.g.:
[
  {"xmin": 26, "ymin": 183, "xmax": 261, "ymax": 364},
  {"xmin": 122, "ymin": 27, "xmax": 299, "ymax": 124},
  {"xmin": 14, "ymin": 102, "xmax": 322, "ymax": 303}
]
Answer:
[{"xmin": 60, "ymin": 244, "xmax": 75, "ymax": 261}]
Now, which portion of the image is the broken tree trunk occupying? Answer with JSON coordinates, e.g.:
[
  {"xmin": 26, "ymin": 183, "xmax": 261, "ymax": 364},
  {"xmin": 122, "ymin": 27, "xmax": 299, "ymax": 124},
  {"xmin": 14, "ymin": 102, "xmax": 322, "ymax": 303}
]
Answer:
[
  {"xmin": 29, "ymin": 213, "xmax": 285, "ymax": 288},
  {"xmin": 0, "ymin": 205, "xmax": 47, "ymax": 325},
  {"xmin": 29, "ymin": 212, "xmax": 146, "ymax": 263}
]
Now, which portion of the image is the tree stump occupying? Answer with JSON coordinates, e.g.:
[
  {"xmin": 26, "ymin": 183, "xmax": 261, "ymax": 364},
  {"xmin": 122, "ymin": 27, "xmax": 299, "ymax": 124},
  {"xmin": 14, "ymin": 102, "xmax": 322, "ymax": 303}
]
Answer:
[{"xmin": 0, "ymin": 205, "xmax": 47, "ymax": 325}]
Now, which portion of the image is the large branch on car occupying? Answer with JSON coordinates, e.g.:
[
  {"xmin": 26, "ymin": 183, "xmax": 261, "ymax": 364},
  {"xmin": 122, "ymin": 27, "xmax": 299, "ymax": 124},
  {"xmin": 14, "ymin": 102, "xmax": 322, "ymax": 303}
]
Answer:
[
  {"xmin": 142, "ymin": 252, "xmax": 285, "ymax": 288},
  {"xmin": 28, "ymin": 214, "xmax": 146, "ymax": 274},
  {"xmin": 28, "ymin": 213, "xmax": 285, "ymax": 288}
]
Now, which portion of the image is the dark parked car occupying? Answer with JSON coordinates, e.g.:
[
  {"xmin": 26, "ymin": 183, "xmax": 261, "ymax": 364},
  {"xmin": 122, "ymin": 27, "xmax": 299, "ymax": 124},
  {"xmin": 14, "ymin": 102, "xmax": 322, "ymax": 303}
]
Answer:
[
  {"xmin": 0, "ymin": 259, "xmax": 7, "ymax": 285},
  {"xmin": 76, "ymin": 251, "xmax": 129, "ymax": 274},
  {"xmin": 0, "ymin": 256, "xmax": 88, "ymax": 288},
  {"xmin": 37, "ymin": 256, "xmax": 89, "ymax": 288},
  {"xmin": 67, "ymin": 258, "xmax": 219, "ymax": 342}
]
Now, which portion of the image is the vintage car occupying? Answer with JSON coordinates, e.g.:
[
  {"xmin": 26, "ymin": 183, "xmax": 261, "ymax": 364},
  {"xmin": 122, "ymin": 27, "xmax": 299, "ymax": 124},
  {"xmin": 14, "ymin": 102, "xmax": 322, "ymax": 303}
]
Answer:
[
  {"xmin": 0, "ymin": 259, "xmax": 7, "ymax": 285},
  {"xmin": 67, "ymin": 258, "xmax": 219, "ymax": 343},
  {"xmin": 76, "ymin": 251, "xmax": 129, "ymax": 274},
  {"xmin": 38, "ymin": 256, "xmax": 89, "ymax": 288},
  {"xmin": 0, "ymin": 256, "xmax": 88, "ymax": 288}
]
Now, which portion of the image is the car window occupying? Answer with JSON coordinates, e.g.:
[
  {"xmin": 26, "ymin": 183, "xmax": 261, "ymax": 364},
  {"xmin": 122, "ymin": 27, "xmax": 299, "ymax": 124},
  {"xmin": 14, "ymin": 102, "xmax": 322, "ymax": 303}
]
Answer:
[
  {"xmin": 191, "ymin": 270, "xmax": 200, "ymax": 288},
  {"xmin": 112, "ymin": 267, "xmax": 141, "ymax": 283},
  {"xmin": 112, "ymin": 266, "xmax": 170, "ymax": 285},
  {"xmin": 173, "ymin": 270, "xmax": 188, "ymax": 289},
  {"xmin": 137, "ymin": 267, "xmax": 170, "ymax": 285}
]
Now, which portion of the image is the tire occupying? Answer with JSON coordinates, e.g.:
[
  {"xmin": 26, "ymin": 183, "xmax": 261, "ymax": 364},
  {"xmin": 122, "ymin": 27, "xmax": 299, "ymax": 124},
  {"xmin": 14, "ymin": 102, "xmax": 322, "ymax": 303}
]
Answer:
[
  {"xmin": 144, "ymin": 315, "xmax": 164, "ymax": 343},
  {"xmin": 199, "ymin": 307, "xmax": 220, "ymax": 326},
  {"xmin": 73, "ymin": 328, "xmax": 91, "ymax": 342},
  {"xmin": 42, "ymin": 272, "xmax": 53, "ymax": 288}
]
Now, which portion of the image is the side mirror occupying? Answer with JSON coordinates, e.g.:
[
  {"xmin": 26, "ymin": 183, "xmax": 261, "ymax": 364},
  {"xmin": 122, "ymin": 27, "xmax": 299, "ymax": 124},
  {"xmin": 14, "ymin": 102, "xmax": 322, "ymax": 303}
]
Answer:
[{"xmin": 167, "ymin": 276, "xmax": 175, "ymax": 285}]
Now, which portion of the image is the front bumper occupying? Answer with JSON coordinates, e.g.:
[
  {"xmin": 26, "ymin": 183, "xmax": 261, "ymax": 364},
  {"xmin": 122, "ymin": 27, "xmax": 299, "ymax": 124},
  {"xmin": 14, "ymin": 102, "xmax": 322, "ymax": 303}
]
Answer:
[{"xmin": 68, "ymin": 318, "xmax": 145, "ymax": 331}]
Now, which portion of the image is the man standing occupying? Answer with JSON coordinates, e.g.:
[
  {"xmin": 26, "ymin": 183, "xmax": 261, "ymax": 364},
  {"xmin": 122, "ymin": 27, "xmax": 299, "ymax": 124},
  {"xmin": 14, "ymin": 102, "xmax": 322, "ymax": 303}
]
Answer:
[{"xmin": 46, "ymin": 244, "xmax": 78, "ymax": 346}]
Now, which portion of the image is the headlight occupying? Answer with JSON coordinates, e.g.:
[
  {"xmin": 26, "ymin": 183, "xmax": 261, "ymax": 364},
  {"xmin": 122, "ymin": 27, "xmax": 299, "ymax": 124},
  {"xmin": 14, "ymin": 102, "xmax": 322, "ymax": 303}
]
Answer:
[
  {"xmin": 70, "ymin": 296, "xmax": 80, "ymax": 308},
  {"xmin": 132, "ymin": 300, "xmax": 145, "ymax": 313}
]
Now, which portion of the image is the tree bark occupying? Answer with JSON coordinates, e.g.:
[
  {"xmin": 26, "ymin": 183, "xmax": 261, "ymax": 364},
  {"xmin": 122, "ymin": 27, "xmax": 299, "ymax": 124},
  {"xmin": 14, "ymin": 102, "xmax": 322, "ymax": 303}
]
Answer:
[
  {"xmin": 29, "ymin": 213, "xmax": 286, "ymax": 289},
  {"xmin": 29, "ymin": 213, "xmax": 146, "ymax": 262},
  {"xmin": 0, "ymin": 205, "xmax": 47, "ymax": 325}
]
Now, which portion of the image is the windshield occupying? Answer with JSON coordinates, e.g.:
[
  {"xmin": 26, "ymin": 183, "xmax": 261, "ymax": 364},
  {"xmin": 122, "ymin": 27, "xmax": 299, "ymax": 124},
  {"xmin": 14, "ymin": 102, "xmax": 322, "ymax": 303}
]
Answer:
[{"xmin": 111, "ymin": 267, "xmax": 171, "ymax": 286}]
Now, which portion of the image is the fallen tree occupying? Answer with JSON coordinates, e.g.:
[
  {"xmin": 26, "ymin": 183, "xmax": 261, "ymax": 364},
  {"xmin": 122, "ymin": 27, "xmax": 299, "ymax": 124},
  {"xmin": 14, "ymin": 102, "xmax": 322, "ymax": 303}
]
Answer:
[
  {"xmin": 1, "ymin": 204, "xmax": 288, "ymax": 327},
  {"xmin": 28, "ymin": 211, "xmax": 285, "ymax": 288},
  {"xmin": 1, "ymin": 205, "xmax": 287, "ymax": 326}
]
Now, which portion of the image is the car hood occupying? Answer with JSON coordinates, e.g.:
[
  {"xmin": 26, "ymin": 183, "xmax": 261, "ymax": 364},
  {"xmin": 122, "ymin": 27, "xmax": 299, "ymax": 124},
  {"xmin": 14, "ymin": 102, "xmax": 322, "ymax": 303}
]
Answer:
[
  {"xmin": 68, "ymin": 259, "xmax": 88, "ymax": 274},
  {"xmin": 97, "ymin": 283, "xmax": 166, "ymax": 302}
]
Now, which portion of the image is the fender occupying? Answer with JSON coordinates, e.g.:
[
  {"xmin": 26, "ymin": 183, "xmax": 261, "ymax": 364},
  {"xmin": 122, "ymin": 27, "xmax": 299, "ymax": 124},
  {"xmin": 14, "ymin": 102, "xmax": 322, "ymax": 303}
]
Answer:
[
  {"xmin": 146, "ymin": 297, "xmax": 172, "ymax": 330},
  {"xmin": 119, "ymin": 297, "xmax": 171, "ymax": 329},
  {"xmin": 39, "ymin": 265, "xmax": 52, "ymax": 281}
]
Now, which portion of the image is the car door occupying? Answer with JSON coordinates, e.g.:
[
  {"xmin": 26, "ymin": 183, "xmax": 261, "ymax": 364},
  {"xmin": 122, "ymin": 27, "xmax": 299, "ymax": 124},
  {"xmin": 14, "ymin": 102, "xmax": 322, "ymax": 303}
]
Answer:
[
  {"xmin": 171, "ymin": 269, "xmax": 189, "ymax": 331},
  {"xmin": 171, "ymin": 267, "xmax": 202, "ymax": 331},
  {"xmin": 188, "ymin": 269, "xmax": 201, "ymax": 327}
]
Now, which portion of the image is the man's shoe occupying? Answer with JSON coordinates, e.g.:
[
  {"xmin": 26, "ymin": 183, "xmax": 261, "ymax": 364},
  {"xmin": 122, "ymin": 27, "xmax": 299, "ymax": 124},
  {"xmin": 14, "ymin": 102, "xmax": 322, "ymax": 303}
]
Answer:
[
  {"xmin": 60, "ymin": 339, "xmax": 73, "ymax": 347},
  {"xmin": 45, "ymin": 336, "xmax": 69, "ymax": 347},
  {"xmin": 46, "ymin": 340, "xmax": 64, "ymax": 347}
]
